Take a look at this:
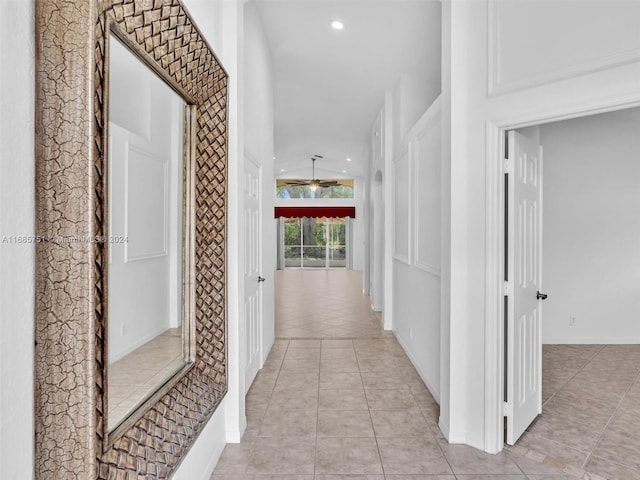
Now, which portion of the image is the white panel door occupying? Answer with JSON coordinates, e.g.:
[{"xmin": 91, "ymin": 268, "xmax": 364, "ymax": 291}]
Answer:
[
  {"xmin": 244, "ymin": 156, "xmax": 262, "ymax": 392},
  {"xmin": 506, "ymin": 130, "xmax": 543, "ymax": 445}
]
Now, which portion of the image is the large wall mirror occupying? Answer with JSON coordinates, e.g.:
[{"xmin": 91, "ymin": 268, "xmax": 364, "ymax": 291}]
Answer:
[
  {"xmin": 107, "ymin": 32, "xmax": 194, "ymax": 435},
  {"xmin": 34, "ymin": 1, "xmax": 228, "ymax": 478}
]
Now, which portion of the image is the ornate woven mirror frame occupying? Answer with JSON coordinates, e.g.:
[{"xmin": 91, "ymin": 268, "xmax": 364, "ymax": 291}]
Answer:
[{"xmin": 34, "ymin": 1, "xmax": 228, "ymax": 478}]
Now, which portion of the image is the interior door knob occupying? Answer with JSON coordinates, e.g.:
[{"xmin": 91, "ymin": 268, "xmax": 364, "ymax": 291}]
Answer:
[
  {"xmin": 258, "ymin": 276, "xmax": 266, "ymax": 283},
  {"xmin": 536, "ymin": 291, "xmax": 548, "ymax": 300}
]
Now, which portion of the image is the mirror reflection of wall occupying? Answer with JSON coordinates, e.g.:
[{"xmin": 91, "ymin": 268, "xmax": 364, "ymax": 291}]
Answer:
[{"xmin": 107, "ymin": 34, "xmax": 186, "ymax": 431}]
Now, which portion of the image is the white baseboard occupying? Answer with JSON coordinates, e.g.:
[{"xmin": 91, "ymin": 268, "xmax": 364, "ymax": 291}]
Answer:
[
  {"xmin": 226, "ymin": 414, "xmax": 247, "ymax": 444},
  {"xmin": 438, "ymin": 418, "xmax": 471, "ymax": 445},
  {"xmin": 543, "ymin": 337, "xmax": 640, "ymax": 345},
  {"xmin": 109, "ymin": 324, "xmax": 170, "ymax": 363},
  {"xmin": 438, "ymin": 418, "xmax": 450, "ymax": 440},
  {"xmin": 393, "ymin": 331, "xmax": 440, "ymax": 404}
]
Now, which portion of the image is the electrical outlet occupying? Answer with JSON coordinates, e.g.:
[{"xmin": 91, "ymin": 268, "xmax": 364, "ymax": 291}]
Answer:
[
  {"xmin": 569, "ymin": 316, "xmax": 576, "ymax": 327},
  {"xmin": 120, "ymin": 325, "xmax": 125, "ymax": 336}
]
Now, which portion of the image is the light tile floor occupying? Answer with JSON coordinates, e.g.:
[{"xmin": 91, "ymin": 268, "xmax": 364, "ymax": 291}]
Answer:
[
  {"xmin": 212, "ymin": 270, "xmax": 584, "ymax": 479},
  {"xmin": 108, "ymin": 328, "xmax": 183, "ymax": 429},
  {"xmin": 275, "ymin": 270, "xmax": 387, "ymax": 338},
  {"xmin": 513, "ymin": 344, "xmax": 640, "ymax": 479}
]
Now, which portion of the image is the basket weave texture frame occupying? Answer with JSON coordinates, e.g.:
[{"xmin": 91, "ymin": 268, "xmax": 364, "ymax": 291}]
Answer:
[{"xmin": 34, "ymin": 0, "xmax": 228, "ymax": 478}]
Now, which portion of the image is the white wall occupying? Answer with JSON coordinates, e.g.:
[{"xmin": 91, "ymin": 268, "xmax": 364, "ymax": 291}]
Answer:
[
  {"xmin": 540, "ymin": 111, "xmax": 640, "ymax": 344},
  {"xmin": 442, "ymin": 0, "xmax": 640, "ymax": 453},
  {"xmin": 392, "ymin": 99, "xmax": 442, "ymax": 403},
  {"xmin": 368, "ymin": 39, "xmax": 442, "ymax": 328},
  {"xmin": 244, "ymin": 1, "xmax": 276, "ymax": 370},
  {"xmin": 392, "ymin": 74, "xmax": 440, "ymax": 159},
  {"xmin": 173, "ymin": 0, "xmax": 244, "ymax": 477},
  {"xmin": 371, "ymin": 30, "xmax": 443, "ymax": 401},
  {"xmin": 174, "ymin": 0, "xmax": 276, "ymax": 477},
  {"xmin": 0, "ymin": 1, "xmax": 35, "ymax": 478},
  {"xmin": 371, "ymin": 92, "xmax": 395, "ymax": 329},
  {"xmin": 368, "ymin": 108, "xmax": 385, "ymax": 309}
]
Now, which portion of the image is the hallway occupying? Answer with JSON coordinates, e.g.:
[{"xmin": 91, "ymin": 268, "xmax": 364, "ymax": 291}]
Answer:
[
  {"xmin": 275, "ymin": 270, "xmax": 386, "ymax": 338},
  {"xmin": 211, "ymin": 271, "xmax": 574, "ymax": 479}
]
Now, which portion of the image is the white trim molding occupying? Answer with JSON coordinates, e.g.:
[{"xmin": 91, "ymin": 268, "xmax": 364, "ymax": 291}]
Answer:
[
  {"xmin": 484, "ymin": 93, "xmax": 640, "ymax": 454},
  {"xmin": 395, "ymin": 331, "xmax": 440, "ymax": 405},
  {"xmin": 487, "ymin": 0, "xmax": 640, "ymax": 97},
  {"xmin": 392, "ymin": 145, "xmax": 411, "ymax": 265},
  {"xmin": 412, "ymin": 99, "xmax": 442, "ymax": 276}
]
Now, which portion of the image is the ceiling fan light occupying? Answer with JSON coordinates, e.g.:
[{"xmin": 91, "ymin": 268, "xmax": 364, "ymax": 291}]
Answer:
[{"xmin": 310, "ymin": 180, "xmax": 319, "ymax": 192}]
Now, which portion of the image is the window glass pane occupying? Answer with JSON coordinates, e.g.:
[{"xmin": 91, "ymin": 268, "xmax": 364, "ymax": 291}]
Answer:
[
  {"xmin": 276, "ymin": 179, "xmax": 354, "ymax": 199},
  {"xmin": 328, "ymin": 219, "xmax": 346, "ymax": 267},
  {"xmin": 281, "ymin": 217, "xmax": 348, "ymax": 269},
  {"xmin": 284, "ymin": 218, "xmax": 301, "ymax": 246},
  {"xmin": 328, "ymin": 247, "xmax": 346, "ymax": 268},
  {"xmin": 303, "ymin": 246, "xmax": 326, "ymax": 268},
  {"xmin": 284, "ymin": 246, "xmax": 302, "ymax": 267}
]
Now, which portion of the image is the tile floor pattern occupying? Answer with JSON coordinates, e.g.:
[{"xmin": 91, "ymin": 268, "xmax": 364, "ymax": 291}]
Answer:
[
  {"xmin": 108, "ymin": 327, "xmax": 183, "ymax": 429},
  {"xmin": 211, "ymin": 337, "xmax": 578, "ymax": 480},
  {"xmin": 212, "ymin": 270, "xmax": 581, "ymax": 480},
  {"xmin": 211, "ymin": 270, "xmax": 640, "ymax": 480},
  {"xmin": 275, "ymin": 270, "xmax": 386, "ymax": 338},
  {"xmin": 513, "ymin": 344, "xmax": 640, "ymax": 479}
]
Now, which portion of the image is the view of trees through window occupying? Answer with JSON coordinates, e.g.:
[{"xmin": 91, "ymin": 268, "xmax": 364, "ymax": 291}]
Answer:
[
  {"xmin": 276, "ymin": 179, "xmax": 354, "ymax": 199},
  {"xmin": 284, "ymin": 217, "xmax": 347, "ymax": 268}
]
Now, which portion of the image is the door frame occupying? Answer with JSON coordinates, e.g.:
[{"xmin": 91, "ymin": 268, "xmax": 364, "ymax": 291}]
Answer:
[{"xmin": 483, "ymin": 93, "xmax": 640, "ymax": 454}]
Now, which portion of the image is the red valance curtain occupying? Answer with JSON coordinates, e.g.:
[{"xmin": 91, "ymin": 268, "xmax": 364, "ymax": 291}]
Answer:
[{"xmin": 274, "ymin": 206, "xmax": 356, "ymax": 219}]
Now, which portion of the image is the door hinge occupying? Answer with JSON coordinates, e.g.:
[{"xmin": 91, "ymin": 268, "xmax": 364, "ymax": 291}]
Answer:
[
  {"xmin": 503, "ymin": 401, "xmax": 512, "ymax": 417},
  {"xmin": 503, "ymin": 281, "xmax": 513, "ymax": 296},
  {"xmin": 504, "ymin": 157, "xmax": 513, "ymax": 174}
]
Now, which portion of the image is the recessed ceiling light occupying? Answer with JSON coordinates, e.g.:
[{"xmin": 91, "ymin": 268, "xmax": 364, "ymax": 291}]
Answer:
[
  {"xmin": 342, "ymin": 170, "xmax": 347, "ymax": 174},
  {"xmin": 331, "ymin": 20, "xmax": 344, "ymax": 30},
  {"xmin": 346, "ymin": 157, "xmax": 352, "ymax": 162},
  {"xmin": 280, "ymin": 168, "xmax": 285, "ymax": 172}
]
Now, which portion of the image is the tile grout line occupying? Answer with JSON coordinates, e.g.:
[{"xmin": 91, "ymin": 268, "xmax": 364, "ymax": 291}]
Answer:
[
  {"xmin": 541, "ymin": 344, "xmax": 605, "ymax": 408},
  {"xmin": 517, "ymin": 345, "xmax": 640, "ymax": 478},
  {"xmin": 354, "ymin": 337, "xmax": 387, "ymax": 478},
  {"xmin": 560, "ymin": 344, "xmax": 630, "ymax": 470},
  {"xmin": 539, "ymin": 345, "xmax": 611, "ymax": 472},
  {"xmin": 581, "ymin": 348, "xmax": 640, "ymax": 471},
  {"xmin": 432, "ymin": 419, "xmax": 457, "ymax": 478},
  {"xmin": 508, "ymin": 346, "xmax": 605, "ymax": 479},
  {"xmin": 246, "ymin": 338, "xmax": 289, "ymax": 476},
  {"xmin": 314, "ymin": 339, "xmax": 323, "ymax": 478}
]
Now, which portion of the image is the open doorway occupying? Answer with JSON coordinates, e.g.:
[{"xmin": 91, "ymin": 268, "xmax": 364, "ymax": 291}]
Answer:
[{"xmin": 502, "ymin": 107, "xmax": 640, "ymax": 475}]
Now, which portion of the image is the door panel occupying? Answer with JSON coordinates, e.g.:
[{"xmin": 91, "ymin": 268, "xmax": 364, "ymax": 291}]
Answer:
[
  {"xmin": 244, "ymin": 157, "xmax": 261, "ymax": 392},
  {"xmin": 506, "ymin": 130, "xmax": 543, "ymax": 445}
]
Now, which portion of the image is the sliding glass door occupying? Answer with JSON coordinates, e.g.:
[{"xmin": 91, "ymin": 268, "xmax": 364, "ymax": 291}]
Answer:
[{"xmin": 283, "ymin": 217, "xmax": 347, "ymax": 268}]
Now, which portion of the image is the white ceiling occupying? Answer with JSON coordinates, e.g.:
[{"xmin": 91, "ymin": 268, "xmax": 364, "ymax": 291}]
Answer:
[{"xmin": 252, "ymin": 0, "xmax": 441, "ymax": 178}]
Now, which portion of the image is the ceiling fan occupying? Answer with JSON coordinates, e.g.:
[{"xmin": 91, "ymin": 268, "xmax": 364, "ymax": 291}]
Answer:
[{"xmin": 282, "ymin": 155, "xmax": 340, "ymax": 191}]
